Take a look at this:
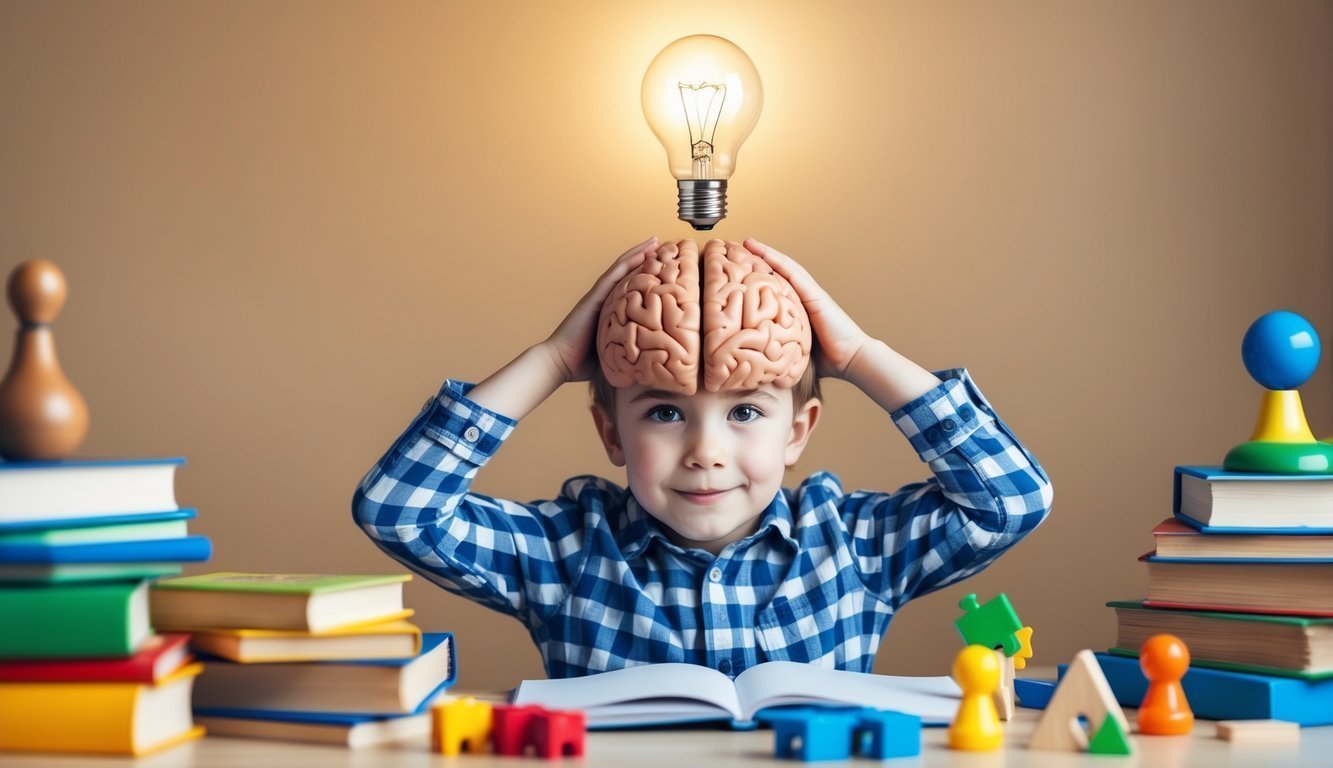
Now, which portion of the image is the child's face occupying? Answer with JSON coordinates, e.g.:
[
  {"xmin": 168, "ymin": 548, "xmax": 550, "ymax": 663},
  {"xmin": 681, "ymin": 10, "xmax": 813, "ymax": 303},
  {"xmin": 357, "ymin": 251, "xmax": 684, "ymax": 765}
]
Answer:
[{"xmin": 592, "ymin": 383, "xmax": 820, "ymax": 555}]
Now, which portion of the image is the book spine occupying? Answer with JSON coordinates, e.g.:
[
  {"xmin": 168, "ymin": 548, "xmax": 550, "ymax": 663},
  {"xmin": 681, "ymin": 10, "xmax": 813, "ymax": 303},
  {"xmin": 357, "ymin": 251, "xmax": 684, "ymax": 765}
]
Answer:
[
  {"xmin": 0, "ymin": 581, "xmax": 143, "ymax": 658},
  {"xmin": 0, "ymin": 679, "xmax": 137, "ymax": 752}
]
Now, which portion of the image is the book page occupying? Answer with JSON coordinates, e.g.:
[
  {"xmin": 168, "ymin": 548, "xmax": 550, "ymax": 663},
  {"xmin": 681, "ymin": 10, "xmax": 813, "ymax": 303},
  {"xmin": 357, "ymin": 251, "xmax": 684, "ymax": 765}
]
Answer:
[
  {"xmin": 734, "ymin": 661, "xmax": 960, "ymax": 724},
  {"xmin": 513, "ymin": 663, "xmax": 743, "ymax": 721}
]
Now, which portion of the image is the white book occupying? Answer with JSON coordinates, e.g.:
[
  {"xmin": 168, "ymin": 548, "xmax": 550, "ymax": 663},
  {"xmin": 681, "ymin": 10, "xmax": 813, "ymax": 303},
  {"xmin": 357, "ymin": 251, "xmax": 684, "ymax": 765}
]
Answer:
[
  {"xmin": 512, "ymin": 661, "xmax": 960, "ymax": 728},
  {"xmin": 0, "ymin": 459, "xmax": 182, "ymax": 524}
]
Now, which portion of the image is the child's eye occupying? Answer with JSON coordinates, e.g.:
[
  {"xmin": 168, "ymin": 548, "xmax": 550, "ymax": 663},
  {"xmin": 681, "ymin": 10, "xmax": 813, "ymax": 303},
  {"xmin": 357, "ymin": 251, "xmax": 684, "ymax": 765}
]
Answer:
[
  {"xmin": 730, "ymin": 405, "xmax": 764, "ymax": 423},
  {"xmin": 646, "ymin": 405, "xmax": 683, "ymax": 423}
]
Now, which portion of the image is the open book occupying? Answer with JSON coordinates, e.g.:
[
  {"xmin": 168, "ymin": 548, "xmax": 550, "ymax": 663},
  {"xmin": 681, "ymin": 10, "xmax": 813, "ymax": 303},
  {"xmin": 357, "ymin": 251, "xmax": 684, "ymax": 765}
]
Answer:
[{"xmin": 512, "ymin": 661, "xmax": 960, "ymax": 729}]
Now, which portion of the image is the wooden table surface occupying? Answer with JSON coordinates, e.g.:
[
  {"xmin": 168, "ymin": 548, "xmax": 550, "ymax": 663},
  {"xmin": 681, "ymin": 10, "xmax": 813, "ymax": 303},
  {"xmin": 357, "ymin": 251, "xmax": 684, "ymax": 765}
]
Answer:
[{"xmin": 2, "ymin": 687, "xmax": 1326, "ymax": 767}]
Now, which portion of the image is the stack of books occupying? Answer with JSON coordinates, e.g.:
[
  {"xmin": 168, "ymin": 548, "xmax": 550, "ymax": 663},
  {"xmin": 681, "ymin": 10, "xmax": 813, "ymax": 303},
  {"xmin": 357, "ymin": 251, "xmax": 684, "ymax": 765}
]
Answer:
[
  {"xmin": 151, "ymin": 572, "xmax": 457, "ymax": 749},
  {"xmin": 0, "ymin": 458, "xmax": 212, "ymax": 756},
  {"xmin": 1100, "ymin": 465, "xmax": 1333, "ymax": 723}
]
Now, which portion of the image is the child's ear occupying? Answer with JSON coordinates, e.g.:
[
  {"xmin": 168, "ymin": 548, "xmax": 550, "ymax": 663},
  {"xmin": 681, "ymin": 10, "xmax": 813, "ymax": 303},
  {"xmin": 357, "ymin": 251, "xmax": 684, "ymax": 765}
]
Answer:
[
  {"xmin": 591, "ymin": 405, "xmax": 626, "ymax": 467},
  {"xmin": 784, "ymin": 397, "xmax": 822, "ymax": 467}
]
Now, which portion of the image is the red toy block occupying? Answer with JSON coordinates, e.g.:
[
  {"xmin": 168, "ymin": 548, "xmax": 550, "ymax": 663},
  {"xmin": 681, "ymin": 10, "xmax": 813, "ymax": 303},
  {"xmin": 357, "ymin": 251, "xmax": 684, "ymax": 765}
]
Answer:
[{"xmin": 491, "ymin": 704, "xmax": 586, "ymax": 759}]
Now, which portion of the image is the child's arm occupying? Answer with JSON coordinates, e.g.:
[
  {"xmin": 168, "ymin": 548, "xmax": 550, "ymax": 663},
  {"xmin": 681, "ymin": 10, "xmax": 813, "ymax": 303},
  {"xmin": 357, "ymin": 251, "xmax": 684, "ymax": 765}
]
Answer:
[
  {"xmin": 352, "ymin": 237, "xmax": 657, "ymax": 622},
  {"xmin": 746, "ymin": 238, "xmax": 1053, "ymax": 606}
]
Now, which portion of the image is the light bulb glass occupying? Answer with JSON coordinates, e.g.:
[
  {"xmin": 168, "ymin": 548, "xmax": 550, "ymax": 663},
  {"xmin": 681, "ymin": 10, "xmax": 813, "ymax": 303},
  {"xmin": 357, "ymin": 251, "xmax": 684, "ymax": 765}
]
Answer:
[{"xmin": 641, "ymin": 35, "xmax": 763, "ymax": 229}]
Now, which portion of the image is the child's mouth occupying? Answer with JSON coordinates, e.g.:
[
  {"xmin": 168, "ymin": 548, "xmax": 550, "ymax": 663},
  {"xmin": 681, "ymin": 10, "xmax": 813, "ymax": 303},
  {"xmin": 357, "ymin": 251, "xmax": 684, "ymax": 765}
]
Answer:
[{"xmin": 675, "ymin": 489, "xmax": 734, "ymax": 505}]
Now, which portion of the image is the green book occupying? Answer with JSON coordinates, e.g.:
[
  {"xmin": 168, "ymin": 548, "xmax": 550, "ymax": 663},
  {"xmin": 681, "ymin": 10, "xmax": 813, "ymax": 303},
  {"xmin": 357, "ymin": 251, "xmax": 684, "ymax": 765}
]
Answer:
[
  {"xmin": 1107, "ymin": 600, "xmax": 1333, "ymax": 679},
  {"xmin": 0, "ymin": 519, "xmax": 188, "ymax": 546},
  {"xmin": 0, "ymin": 561, "xmax": 181, "ymax": 585},
  {"xmin": 0, "ymin": 580, "xmax": 152, "ymax": 658},
  {"xmin": 150, "ymin": 573, "xmax": 412, "ymax": 632}
]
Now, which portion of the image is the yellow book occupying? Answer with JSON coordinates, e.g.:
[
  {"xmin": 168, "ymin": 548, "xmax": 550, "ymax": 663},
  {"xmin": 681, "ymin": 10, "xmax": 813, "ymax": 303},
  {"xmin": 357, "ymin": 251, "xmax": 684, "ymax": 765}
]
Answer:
[
  {"xmin": 0, "ymin": 662, "xmax": 204, "ymax": 756},
  {"xmin": 189, "ymin": 612, "xmax": 421, "ymax": 662}
]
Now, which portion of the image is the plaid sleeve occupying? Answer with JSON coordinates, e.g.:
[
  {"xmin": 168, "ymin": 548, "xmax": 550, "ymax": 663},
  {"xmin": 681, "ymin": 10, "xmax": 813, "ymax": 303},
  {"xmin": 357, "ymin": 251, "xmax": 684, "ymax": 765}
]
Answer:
[
  {"xmin": 350, "ymin": 380, "xmax": 590, "ymax": 626},
  {"xmin": 841, "ymin": 368, "xmax": 1053, "ymax": 608}
]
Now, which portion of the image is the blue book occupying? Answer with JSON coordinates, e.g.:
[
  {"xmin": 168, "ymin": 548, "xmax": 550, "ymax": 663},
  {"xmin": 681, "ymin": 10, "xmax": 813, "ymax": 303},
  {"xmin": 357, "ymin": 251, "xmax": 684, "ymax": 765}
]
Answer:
[
  {"xmin": 1174, "ymin": 465, "xmax": 1333, "ymax": 533},
  {"xmin": 0, "ymin": 536, "xmax": 212, "ymax": 564},
  {"xmin": 1063, "ymin": 652, "xmax": 1333, "ymax": 727},
  {"xmin": 193, "ymin": 632, "xmax": 455, "ymax": 716},
  {"xmin": 0, "ymin": 508, "xmax": 196, "ymax": 534},
  {"xmin": 0, "ymin": 458, "xmax": 184, "ymax": 527}
]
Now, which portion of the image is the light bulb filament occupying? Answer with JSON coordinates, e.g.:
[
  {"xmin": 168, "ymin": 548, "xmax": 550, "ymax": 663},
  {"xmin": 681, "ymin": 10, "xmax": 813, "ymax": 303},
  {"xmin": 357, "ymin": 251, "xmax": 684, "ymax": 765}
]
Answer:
[{"xmin": 678, "ymin": 82, "xmax": 726, "ymax": 179}]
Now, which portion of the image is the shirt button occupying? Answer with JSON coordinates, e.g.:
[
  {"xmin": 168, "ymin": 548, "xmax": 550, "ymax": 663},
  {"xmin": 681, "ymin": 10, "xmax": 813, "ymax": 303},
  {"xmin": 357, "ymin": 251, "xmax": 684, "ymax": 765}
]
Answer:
[
  {"xmin": 941, "ymin": 419, "xmax": 957, "ymax": 433},
  {"xmin": 924, "ymin": 427, "xmax": 942, "ymax": 443},
  {"xmin": 709, "ymin": 567, "xmax": 723, "ymax": 582},
  {"xmin": 718, "ymin": 658, "xmax": 732, "ymax": 675},
  {"xmin": 463, "ymin": 426, "xmax": 481, "ymax": 443},
  {"xmin": 959, "ymin": 404, "xmax": 974, "ymax": 421}
]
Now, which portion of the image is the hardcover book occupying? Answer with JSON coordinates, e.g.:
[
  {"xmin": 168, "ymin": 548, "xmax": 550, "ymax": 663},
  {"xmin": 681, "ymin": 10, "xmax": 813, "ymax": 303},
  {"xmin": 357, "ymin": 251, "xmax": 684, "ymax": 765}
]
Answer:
[
  {"xmin": 1152, "ymin": 517, "xmax": 1333, "ymax": 559},
  {"xmin": 0, "ymin": 580, "xmax": 152, "ymax": 658},
  {"xmin": 0, "ymin": 458, "xmax": 183, "ymax": 525},
  {"xmin": 188, "ymin": 613, "xmax": 421, "ymax": 663},
  {"xmin": 0, "ymin": 634, "xmax": 191, "ymax": 684},
  {"xmin": 1142, "ymin": 552, "xmax": 1333, "ymax": 617},
  {"xmin": 194, "ymin": 707, "xmax": 430, "ymax": 749},
  {"xmin": 191, "ymin": 632, "xmax": 454, "ymax": 716},
  {"xmin": 150, "ymin": 572, "xmax": 411, "ymax": 632},
  {"xmin": 1174, "ymin": 465, "xmax": 1333, "ymax": 531}
]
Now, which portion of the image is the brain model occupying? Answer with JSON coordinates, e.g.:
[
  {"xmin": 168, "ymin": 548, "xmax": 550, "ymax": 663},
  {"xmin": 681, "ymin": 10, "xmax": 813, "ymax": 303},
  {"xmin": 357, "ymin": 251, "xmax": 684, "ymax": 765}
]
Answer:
[{"xmin": 597, "ymin": 239, "xmax": 812, "ymax": 394}]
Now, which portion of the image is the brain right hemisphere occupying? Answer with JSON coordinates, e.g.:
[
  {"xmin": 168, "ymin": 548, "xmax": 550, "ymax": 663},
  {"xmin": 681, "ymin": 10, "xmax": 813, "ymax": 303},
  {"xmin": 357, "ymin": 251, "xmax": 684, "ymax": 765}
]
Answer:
[{"xmin": 596, "ymin": 239, "xmax": 811, "ymax": 395}]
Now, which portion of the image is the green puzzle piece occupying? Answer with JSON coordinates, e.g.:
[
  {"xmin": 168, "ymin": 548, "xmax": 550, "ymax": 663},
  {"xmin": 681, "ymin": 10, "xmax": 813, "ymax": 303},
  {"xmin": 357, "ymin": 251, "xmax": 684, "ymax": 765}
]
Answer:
[
  {"xmin": 1088, "ymin": 715, "xmax": 1133, "ymax": 756},
  {"xmin": 954, "ymin": 593, "xmax": 1023, "ymax": 656}
]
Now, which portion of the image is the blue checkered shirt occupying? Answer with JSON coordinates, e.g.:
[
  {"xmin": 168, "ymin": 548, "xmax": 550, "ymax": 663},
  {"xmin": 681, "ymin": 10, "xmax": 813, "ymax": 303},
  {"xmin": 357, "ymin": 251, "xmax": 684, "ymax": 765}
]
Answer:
[{"xmin": 352, "ymin": 368, "xmax": 1052, "ymax": 679}]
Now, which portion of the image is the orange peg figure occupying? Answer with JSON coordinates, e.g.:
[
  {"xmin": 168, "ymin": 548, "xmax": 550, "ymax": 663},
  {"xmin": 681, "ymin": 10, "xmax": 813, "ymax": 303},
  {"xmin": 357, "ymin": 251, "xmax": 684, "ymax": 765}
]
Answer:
[
  {"xmin": 0, "ymin": 260, "xmax": 89, "ymax": 461},
  {"xmin": 1138, "ymin": 634, "xmax": 1194, "ymax": 735}
]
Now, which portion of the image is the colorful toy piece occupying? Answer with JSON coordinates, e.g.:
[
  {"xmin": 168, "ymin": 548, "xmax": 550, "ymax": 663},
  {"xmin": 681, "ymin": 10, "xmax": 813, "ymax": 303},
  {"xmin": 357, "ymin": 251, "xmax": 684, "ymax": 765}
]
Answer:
[
  {"xmin": 762, "ymin": 706, "xmax": 920, "ymax": 761},
  {"xmin": 1013, "ymin": 626, "xmax": 1034, "ymax": 670},
  {"xmin": 1087, "ymin": 712, "xmax": 1133, "ymax": 755},
  {"xmin": 948, "ymin": 645, "xmax": 1003, "ymax": 751},
  {"xmin": 1029, "ymin": 650, "xmax": 1131, "ymax": 754},
  {"xmin": 1224, "ymin": 311, "xmax": 1333, "ymax": 474},
  {"xmin": 1216, "ymin": 719, "xmax": 1300, "ymax": 745},
  {"xmin": 1138, "ymin": 634, "xmax": 1194, "ymax": 735},
  {"xmin": 431, "ymin": 696, "xmax": 493, "ymax": 756},
  {"xmin": 492, "ymin": 704, "xmax": 586, "ymax": 759},
  {"xmin": 955, "ymin": 593, "xmax": 1023, "ymax": 656}
]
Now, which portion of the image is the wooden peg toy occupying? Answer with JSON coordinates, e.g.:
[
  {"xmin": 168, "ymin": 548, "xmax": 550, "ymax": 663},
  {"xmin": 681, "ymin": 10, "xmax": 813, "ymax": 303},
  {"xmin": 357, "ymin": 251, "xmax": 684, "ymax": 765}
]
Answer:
[
  {"xmin": 993, "ymin": 649, "xmax": 1015, "ymax": 721},
  {"xmin": 1028, "ymin": 650, "xmax": 1131, "ymax": 754},
  {"xmin": 431, "ymin": 696, "xmax": 493, "ymax": 755},
  {"xmin": 1216, "ymin": 719, "xmax": 1299, "ymax": 745},
  {"xmin": 955, "ymin": 593, "xmax": 1023, "ymax": 656},
  {"xmin": 0, "ymin": 259, "xmax": 89, "ymax": 461},
  {"xmin": 1138, "ymin": 634, "xmax": 1194, "ymax": 735},
  {"xmin": 948, "ymin": 644, "xmax": 1003, "ymax": 751}
]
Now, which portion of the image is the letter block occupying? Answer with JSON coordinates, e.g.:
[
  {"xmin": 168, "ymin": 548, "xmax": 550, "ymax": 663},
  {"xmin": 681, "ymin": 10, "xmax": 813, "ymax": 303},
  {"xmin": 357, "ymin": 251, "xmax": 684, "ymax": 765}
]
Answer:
[{"xmin": 431, "ymin": 696, "xmax": 493, "ymax": 756}]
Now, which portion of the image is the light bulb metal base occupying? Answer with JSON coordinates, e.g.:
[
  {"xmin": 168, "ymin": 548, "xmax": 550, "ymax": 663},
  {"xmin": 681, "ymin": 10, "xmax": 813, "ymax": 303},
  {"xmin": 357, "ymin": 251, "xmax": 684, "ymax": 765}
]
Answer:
[{"xmin": 677, "ymin": 179, "xmax": 727, "ymax": 231}]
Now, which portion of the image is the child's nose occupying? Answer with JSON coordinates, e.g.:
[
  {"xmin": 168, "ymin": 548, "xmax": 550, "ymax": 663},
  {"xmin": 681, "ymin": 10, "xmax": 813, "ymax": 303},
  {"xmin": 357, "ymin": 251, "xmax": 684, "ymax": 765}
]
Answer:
[{"xmin": 684, "ymin": 424, "xmax": 727, "ymax": 469}]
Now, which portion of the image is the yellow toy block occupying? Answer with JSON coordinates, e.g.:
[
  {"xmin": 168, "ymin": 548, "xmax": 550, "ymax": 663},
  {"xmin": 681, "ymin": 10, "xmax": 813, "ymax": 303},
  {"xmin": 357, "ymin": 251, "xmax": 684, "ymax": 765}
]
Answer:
[{"xmin": 432, "ymin": 696, "xmax": 493, "ymax": 755}]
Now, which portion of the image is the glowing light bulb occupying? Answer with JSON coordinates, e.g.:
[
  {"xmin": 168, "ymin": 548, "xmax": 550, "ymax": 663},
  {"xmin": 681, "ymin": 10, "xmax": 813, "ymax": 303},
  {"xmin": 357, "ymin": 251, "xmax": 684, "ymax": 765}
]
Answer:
[{"xmin": 641, "ymin": 35, "xmax": 763, "ymax": 230}]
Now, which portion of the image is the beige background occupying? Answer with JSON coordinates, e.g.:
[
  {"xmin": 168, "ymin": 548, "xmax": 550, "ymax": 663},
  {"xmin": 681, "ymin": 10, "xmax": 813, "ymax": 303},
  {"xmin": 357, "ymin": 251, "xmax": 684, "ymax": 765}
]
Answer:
[{"xmin": 1, "ymin": 1, "xmax": 1330, "ymax": 690}]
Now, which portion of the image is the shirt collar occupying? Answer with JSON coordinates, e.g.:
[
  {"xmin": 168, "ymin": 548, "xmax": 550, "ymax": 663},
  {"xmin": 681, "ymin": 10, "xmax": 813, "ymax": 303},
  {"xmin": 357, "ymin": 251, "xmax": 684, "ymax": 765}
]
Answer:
[{"xmin": 615, "ymin": 488, "xmax": 800, "ymax": 561}]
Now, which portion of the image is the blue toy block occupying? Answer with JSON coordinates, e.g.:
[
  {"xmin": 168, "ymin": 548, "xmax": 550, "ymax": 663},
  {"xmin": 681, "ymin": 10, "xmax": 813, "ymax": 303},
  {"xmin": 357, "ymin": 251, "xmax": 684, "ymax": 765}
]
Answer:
[
  {"xmin": 1013, "ymin": 678, "xmax": 1057, "ymax": 710},
  {"xmin": 1061, "ymin": 653, "xmax": 1333, "ymax": 727},
  {"xmin": 760, "ymin": 706, "xmax": 920, "ymax": 761},
  {"xmin": 852, "ymin": 709, "xmax": 921, "ymax": 759}
]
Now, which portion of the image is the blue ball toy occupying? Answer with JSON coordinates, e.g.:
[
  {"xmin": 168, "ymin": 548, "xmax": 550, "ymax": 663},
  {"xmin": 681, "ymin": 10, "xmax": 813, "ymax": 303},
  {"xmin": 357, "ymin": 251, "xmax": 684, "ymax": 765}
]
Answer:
[{"xmin": 1241, "ymin": 311, "xmax": 1321, "ymax": 390}]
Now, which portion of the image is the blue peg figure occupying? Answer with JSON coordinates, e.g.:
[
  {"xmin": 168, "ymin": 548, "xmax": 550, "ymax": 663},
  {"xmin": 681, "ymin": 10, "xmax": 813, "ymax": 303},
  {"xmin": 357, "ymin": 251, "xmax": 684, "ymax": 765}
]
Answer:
[{"xmin": 1223, "ymin": 311, "xmax": 1333, "ymax": 473}]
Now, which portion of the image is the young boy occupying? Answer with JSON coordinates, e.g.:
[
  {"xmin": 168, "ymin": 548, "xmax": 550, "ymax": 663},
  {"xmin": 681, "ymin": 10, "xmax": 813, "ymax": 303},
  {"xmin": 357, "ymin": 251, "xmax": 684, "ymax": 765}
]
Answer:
[{"xmin": 353, "ymin": 236, "xmax": 1052, "ymax": 679}]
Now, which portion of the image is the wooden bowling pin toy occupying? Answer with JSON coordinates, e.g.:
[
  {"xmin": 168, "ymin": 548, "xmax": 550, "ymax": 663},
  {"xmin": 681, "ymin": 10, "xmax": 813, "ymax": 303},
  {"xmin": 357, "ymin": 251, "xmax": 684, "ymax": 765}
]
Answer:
[
  {"xmin": 0, "ymin": 260, "xmax": 89, "ymax": 461},
  {"xmin": 948, "ymin": 644, "xmax": 1003, "ymax": 751},
  {"xmin": 1138, "ymin": 634, "xmax": 1194, "ymax": 735}
]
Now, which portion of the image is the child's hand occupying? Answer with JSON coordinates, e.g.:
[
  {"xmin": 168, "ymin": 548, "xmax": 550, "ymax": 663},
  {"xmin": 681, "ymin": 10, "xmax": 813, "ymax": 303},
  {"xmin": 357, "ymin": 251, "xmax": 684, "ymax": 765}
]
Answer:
[
  {"xmin": 542, "ymin": 236, "xmax": 658, "ymax": 383},
  {"xmin": 743, "ymin": 238, "xmax": 872, "ymax": 380}
]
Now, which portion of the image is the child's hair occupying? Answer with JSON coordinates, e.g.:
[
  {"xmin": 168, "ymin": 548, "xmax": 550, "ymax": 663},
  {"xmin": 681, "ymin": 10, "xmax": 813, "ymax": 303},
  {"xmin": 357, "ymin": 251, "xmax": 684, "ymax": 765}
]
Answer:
[{"xmin": 590, "ymin": 362, "xmax": 821, "ymax": 421}]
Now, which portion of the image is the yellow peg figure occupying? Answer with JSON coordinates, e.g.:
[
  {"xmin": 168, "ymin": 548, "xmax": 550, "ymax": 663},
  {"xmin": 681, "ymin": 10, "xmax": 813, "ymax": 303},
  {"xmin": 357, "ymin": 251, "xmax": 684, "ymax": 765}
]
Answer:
[{"xmin": 949, "ymin": 644, "xmax": 1004, "ymax": 751}]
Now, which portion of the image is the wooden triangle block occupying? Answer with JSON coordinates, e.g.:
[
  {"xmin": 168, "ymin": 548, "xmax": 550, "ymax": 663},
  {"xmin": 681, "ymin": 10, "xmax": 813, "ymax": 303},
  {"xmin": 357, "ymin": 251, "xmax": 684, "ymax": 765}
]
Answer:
[
  {"xmin": 1028, "ymin": 650, "xmax": 1131, "ymax": 753},
  {"xmin": 1088, "ymin": 712, "xmax": 1133, "ymax": 755}
]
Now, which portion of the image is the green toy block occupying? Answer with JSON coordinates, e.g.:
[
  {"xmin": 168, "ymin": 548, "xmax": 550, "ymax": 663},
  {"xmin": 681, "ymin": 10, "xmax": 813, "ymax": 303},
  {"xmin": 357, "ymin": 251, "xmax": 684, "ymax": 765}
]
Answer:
[
  {"xmin": 955, "ymin": 593, "xmax": 1023, "ymax": 656},
  {"xmin": 1087, "ymin": 713, "xmax": 1133, "ymax": 755}
]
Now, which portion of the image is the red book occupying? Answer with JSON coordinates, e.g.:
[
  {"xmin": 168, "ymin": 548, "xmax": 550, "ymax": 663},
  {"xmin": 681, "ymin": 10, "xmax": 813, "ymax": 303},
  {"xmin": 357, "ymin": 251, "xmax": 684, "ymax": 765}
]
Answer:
[{"xmin": 0, "ymin": 633, "xmax": 191, "ymax": 683}]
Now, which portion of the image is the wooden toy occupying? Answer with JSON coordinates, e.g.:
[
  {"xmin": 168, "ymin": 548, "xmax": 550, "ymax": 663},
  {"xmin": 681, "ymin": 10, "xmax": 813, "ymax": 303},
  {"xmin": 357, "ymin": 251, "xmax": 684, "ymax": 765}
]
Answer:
[
  {"xmin": 492, "ymin": 704, "xmax": 586, "ymax": 758},
  {"xmin": 1224, "ymin": 311, "xmax": 1333, "ymax": 473},
  {"xmin": 1088, "ymin": 652, "xmax": 1333, "ymax": 726},
  {"xmin": 948, "ymin": 645, "xmax": 1003, "ymax": 751},
  {"xmin": 0, "ymin": 259, "xmax": 89, "ymax": 461},
  {"xmin": 1029, "ymin": 650, "xmax": 1130, "ymax": 753},
  {"xmin": 1138, "ymin": 634, "xmax": 1194, "ymax": 735},
  {"xmin": 955, "ymin": 593, "xmax": 1023, "ymax": 655},
  {"xmin": 1013, "ymin": 626, "xmax": 1034, "ymax": 670},
  {"xmin": 1087, "ymin": 713, "xmax": 1133, "ymax": 755},
  {"xmin": 762, "ymin": 706, "xmax": 920, "ymax": 761},
  {"xmin": 993, "ymin": 649, "xmax": 1015, "ymax": 721},
  {"xmin": 1216, "ymin": 719, "xmax": 1300, "ymax": 745},
  {"xmin": 431, "ymin": 696, "xmax": 493, "ymax": 755}
]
